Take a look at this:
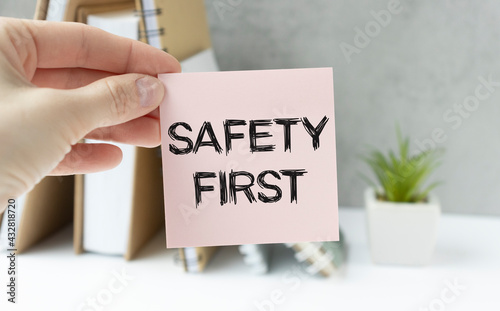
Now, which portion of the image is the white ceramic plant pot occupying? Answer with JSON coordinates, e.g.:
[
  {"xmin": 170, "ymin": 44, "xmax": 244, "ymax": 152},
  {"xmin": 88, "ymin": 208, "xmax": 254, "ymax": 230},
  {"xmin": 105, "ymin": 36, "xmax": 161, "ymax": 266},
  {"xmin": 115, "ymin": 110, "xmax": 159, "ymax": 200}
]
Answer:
[{"xmin": 365, "ymin": 188, "xmax": 440, "ymax": 265}]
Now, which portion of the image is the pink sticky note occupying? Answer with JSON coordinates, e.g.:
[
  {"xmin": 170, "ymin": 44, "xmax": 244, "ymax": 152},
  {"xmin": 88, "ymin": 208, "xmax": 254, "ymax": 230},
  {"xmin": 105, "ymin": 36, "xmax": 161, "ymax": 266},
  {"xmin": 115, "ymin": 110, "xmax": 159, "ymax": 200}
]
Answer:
[{"xmin": 159, "ymin": 68, "xmax": 338, "ymax": 248}]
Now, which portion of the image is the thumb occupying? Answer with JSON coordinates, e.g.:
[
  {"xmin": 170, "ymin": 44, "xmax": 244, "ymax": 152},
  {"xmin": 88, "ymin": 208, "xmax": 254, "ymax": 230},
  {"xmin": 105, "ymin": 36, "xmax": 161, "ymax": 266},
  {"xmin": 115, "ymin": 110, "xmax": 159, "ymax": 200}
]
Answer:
[{"xmin": 68, "ymin": 74, "xmax": 165, "ymax": 132}]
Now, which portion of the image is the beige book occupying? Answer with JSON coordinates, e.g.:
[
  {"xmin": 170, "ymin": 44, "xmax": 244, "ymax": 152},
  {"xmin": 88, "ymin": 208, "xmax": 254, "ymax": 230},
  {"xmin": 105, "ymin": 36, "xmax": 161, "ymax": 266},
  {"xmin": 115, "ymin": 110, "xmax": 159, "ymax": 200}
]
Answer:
[
  {"xmin": 76, "ymin": 1, "xmax": 136, "ymax": 24},
  {"xmin": 72, "ymin": 7, "xmax": 163, "ymax": 260},
  {"xmin": 63, "ymin": 0, "xmax": 131, "ymax": 21},
  {"xmin": 1, "ymin": 177, "xmax": 74, "ymax": 253},
  {"xmin": 138, "ymin": 0, "xmax": 211, "ymax": 61}
]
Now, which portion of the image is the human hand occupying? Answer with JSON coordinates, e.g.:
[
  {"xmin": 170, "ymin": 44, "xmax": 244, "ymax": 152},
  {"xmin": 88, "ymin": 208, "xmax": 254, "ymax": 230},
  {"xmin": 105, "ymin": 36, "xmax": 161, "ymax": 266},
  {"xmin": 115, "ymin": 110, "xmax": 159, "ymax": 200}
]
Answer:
[{"xmin": 0, "ymin": 17, "xmax": 180, "ymax": 210}]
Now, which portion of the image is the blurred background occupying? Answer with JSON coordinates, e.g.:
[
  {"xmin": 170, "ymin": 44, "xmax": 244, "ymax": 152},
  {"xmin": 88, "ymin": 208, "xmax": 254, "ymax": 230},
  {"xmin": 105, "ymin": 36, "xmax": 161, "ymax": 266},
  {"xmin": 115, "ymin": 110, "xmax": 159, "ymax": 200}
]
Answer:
[{"xmin": 3, "ymin": 0, "xmax": 499, "ymax": 215}]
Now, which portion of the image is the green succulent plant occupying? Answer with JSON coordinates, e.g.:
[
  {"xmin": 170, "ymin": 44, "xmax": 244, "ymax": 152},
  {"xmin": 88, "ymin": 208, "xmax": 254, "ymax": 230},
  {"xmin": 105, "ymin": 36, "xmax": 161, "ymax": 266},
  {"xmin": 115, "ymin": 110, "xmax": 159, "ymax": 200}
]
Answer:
[{"xmin": 361, "ymin": 127, "xmax": 443, "ymax": 203}]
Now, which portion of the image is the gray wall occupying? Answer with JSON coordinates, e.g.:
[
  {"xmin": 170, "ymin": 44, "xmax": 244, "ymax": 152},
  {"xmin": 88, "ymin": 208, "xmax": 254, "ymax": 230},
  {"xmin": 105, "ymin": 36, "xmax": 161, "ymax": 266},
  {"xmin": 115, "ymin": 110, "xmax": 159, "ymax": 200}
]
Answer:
[
  {"xmin": 206, "ymin": 0, "xmax": 500, "ymax": 216},
  {"xmin": 2, "ymin": 0, "xmax": 499, "ymax": 215}
]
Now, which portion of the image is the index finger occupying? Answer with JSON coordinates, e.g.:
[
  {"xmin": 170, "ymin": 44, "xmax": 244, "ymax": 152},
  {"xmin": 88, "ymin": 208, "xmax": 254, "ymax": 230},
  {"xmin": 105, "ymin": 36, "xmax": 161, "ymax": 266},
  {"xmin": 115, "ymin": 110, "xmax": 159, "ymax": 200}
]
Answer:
[{"xmin": 24, "ymin": 19, "xmax": 181, "ymax": 75}]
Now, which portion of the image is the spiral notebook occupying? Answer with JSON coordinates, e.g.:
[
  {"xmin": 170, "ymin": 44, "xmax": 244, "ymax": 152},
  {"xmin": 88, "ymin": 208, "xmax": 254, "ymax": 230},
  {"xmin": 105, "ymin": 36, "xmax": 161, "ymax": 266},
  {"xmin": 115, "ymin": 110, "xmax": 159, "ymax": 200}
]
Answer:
[
  {"xmin": 136, "ymin": 0, "xmax": 211, "ymax": 61},
  {"xmin": 285, "ymin": 230, "xmax": 346, "ymax": 277},
  {"xmin": 178, "ymin": 247, "xmax": 219, "ymax": 272},
  {"xmin": 73, "ymin": 8, "xmax": 165, "ymax": 260},
  {"xmin": 239, "ymin": 244, "xmax": 273, "ymax": 274},
  {"xmin": 0, "ymin": 0, "xmax": 78, "ymax": 254}
]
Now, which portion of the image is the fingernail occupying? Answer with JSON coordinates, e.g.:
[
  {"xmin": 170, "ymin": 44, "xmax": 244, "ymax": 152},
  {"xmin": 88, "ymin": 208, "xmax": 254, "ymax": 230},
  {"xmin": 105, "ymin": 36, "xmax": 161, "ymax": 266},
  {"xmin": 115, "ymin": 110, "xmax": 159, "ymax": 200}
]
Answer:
[{"xmin": 136, "ymin": 76, "xmax": 164, "ymax": 107}]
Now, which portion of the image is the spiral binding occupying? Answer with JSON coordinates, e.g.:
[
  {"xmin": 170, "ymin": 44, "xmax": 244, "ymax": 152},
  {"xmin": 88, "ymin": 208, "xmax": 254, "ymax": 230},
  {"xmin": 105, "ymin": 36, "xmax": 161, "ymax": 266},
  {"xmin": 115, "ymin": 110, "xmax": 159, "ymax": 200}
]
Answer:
[
  {"xmin": 173, "ymin": 250, "xmax": 203, "ymax": 266},
  {"xmin": 138, "ymin": 27, "xmax": 165, "ymax": 40},
  {"xmin": 133, "ymin": 8, "xmax": 162, "ymax": 17},
  {"xmin": 134, "ymin": 8, "xmax": 168, "ymax": 52}
]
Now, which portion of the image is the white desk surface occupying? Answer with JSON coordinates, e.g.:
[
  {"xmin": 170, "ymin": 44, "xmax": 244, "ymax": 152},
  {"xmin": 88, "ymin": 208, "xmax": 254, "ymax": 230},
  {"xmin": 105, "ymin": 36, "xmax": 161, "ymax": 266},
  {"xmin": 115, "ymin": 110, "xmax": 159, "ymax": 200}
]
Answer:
[{"xmin": 1, "ymin": 207, "xmax": 499, "ymax": 311}]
